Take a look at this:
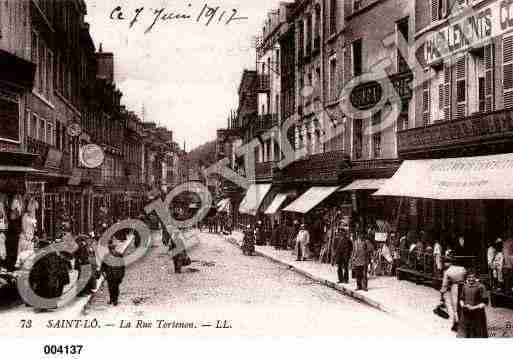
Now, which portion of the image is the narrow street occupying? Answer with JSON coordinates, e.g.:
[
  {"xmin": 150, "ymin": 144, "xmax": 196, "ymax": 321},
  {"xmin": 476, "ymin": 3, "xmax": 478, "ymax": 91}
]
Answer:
[{"xmin": 82, "ymin": 232, "xmax": 437, "ymax": 337}]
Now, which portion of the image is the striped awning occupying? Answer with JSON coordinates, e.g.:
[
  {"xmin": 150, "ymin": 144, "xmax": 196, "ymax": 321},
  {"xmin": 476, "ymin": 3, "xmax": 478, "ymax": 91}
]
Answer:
[{"xmin": 238, "ymin": 184, "xmax": 272, "ymax": 215}]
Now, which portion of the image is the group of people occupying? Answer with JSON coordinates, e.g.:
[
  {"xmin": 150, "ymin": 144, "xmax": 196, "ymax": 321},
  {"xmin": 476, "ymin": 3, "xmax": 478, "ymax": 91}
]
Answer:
[{"xmin": 201, "ymin": 212, "xmax": 233, "ymax": 235}]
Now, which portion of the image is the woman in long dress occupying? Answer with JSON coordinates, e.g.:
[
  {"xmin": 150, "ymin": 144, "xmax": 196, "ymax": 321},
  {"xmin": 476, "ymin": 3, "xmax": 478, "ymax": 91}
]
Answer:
[{"xmin": 17, "ymin": 198, "xmax": 38, "ymax": 267}]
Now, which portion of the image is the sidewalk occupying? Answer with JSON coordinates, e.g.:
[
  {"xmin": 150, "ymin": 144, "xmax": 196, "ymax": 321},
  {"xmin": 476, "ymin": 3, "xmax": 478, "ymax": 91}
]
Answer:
[{"xmin": 228, "ymin": 231, "xmax": 513, "ymax": 337}]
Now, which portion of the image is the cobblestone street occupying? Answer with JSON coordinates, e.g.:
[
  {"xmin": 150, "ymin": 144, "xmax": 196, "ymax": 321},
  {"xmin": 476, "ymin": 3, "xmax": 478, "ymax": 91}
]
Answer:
[{"xmin": 82, "ymin": 232, "xmax": 445, "ymax": 337}]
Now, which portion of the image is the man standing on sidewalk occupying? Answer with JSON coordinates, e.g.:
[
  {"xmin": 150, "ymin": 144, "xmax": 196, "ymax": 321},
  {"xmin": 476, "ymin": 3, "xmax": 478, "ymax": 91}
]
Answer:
[
  {"xmin": 335, "ymin": 230, "xmax": 353, "ymax": 284},
  {"xmin": 295, "ymin": 224, "xmax": 310, "ymax": 261},
  {"xmin": 352, "ymin": 233, "xmax": 370, "ymax": 291},
  {"xmin": 101, "ymin": 241, "xmax": 125, "ymax": 306}
]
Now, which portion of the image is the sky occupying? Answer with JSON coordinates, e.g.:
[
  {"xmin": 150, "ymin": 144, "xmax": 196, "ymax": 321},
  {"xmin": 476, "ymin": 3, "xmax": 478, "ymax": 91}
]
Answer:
[{"xmin": 85, "ymin": 0, "xmax": 285, "ymax": 150}]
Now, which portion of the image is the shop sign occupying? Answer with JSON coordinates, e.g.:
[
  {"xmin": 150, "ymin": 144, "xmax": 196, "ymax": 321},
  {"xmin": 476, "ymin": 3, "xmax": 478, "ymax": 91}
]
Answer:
[
  {"xmin": 424, "ymin": 1, "xmax": 513, "ymax": 65},
  {"xmin": 79, "ymin": 144, "xmax": 105, "ymax": 169},
  {"xmin": 350, "ymin": 81, "xmax": 383, "ymax": 111}
]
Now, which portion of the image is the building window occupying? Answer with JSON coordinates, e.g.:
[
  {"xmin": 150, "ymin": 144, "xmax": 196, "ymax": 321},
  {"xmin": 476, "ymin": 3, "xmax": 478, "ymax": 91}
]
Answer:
[
  {"xmin": 353, "ymin": 39, "xmax": 362, "ymax": 77},
  {"xmin": 396, "ymin": 17, "xmax": 409, "ymax": 73},
  {"xmin": 329, "ymin": 57, "xmax": 337, "ymax": 102},
  {"xmin": 354, "ymin": 0, "xmax": 362, "ymax": 12},
  {"xmin": 330, "ymin": 0, "xmax": 337, "ymax": 35},
  {"xmin": 503, "ymin": 35, "xmax": 513, "ymax": 109},
  {"xmin": 353, "ymin": 118, "xmax": 363, "ymax": 159},
  {"xmin": 372, "ymin": 111, "xmax": 382, "ymax": 158},
  {"xmin": 455, "ymin": 56, "xmax": 467, "ymax": 119},
  {"xmin": 422, "ymin": 74, "xmax": 431, "ymax": 126}
]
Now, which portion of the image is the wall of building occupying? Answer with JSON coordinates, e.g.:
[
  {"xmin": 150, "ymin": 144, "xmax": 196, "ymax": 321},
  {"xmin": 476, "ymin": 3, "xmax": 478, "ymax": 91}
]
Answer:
[{"xmin": 343, "ymin": 0, "xmax": 414, "ymax": 161}]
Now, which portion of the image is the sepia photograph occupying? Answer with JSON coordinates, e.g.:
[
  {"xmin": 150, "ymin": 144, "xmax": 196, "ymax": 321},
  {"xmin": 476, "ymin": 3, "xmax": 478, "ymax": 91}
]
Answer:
[{"xmin": 1, "ymin": 0, "xmax": 513, "ymax": 352}]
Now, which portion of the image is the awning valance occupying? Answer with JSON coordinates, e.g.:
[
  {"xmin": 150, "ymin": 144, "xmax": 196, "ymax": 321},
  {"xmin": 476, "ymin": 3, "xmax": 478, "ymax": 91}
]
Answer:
[
  {"xmin": 283, "ymin": 186, "xmax": 339, "ymax": 214},
  {"xmin": 339, "ymin": 178, "xmax": 389, "ymax": 192},
  {"xmin": 264, "ymin": 193, "xmax": 289, "ymax": 215},
  {"xmin": 374, "ymin": 153, "xmax": 513, "ymax": 200},
  {"xmin": 238, "ymin": 184, "xmax": 272, "ymax": 215}
]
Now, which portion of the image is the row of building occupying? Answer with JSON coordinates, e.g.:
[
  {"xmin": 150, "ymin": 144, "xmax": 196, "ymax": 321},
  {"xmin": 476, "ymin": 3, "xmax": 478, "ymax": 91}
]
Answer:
[
  {"xmin": 0, "ymin": 1, "xmax": 188, "ymax": 239},
  {"xmin": 216, "ymin": 0, "xmax": 513, "ymax": 274}
]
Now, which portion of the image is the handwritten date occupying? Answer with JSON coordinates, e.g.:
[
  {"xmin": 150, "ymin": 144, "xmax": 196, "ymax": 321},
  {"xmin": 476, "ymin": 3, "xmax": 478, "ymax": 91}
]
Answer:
[{"xmin": 110, "ymin": 3, "xmax": 249, "ymax": 33}]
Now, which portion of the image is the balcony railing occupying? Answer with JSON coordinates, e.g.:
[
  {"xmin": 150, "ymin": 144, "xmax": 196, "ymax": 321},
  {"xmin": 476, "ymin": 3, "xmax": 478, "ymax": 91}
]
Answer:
[
  {"xmin": 254, "ymin": 114, "xmax": 278, "ymax": 134},
  {"xmin": 398, "ymin": 108, "xmax": 513, "ymax": 157},
  {"xmin": 256, "ymin": 74, "xmax": 270, "ymax": 92},
  {"xmin": 26, "ymin": 137, "xmax": 71, "ymax": 175}
]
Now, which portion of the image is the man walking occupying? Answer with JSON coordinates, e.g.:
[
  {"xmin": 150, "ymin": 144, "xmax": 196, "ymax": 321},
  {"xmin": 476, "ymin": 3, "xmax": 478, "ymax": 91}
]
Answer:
[
  {"xmin": 351, "ymin": 233, "xmax": 370, "ymax": 291},
  {"xmin": 101, "ymin": 241, "xmax": 125, "ymax": 306},
  {"xmin": 440, "ymin": 257, "xmax": 467, "ymax": 332},
  {"xmin": 335, "ymin": 230, "xmax": 353, "ymax": 284}
]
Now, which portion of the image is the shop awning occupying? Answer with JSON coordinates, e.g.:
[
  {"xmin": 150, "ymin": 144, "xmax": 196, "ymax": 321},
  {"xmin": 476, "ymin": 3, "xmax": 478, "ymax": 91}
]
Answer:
[
  {"xmin": 374, "ymin": 153, "xmax": 513, "ymax": 200},
  {"xmin": 217, "ymin": 198, "xmax": 231, "ymax": 213},
  {"xmin": 339, "ymin": 178, "xmax": 389, "ymax": 192},
  {"xmin": 282, "ymin": 186, "xmax": 340, "ymax": 214},
  {"xmin": 264, "ymin": 193, "xmax": 289, "ymax": 215},
  {"xmin": 0, "ymin": 165, "xmax": 45, "ymax": 174},
  {"xmin": 238, "ymin": 184, "xmax": 272, "ymax": 215}
]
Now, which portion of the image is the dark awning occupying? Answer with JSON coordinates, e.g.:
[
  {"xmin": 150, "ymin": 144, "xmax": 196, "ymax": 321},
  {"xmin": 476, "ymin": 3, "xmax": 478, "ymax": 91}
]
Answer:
[{"xmin": 0, "ymin": 49, "xmax": 36, "ymax": 90}]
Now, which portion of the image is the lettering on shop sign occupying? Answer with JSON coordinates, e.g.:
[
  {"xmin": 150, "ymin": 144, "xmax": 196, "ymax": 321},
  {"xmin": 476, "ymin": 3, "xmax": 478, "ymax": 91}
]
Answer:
[
  {"xmin": 431, "ymin": 159, "xmax": 513, "ymax": 172},
  {"xmin": 424, "ymin": 1, "xmax": 513, "ymax": 65},
  {"xmin": 110, "ymin": 3, "xmax": 248, "ymax": 34},
  {"xmin": 437, "ymin": 180, "xmax": 489, "ymax": 188},
  {"xmin": 350, "ymin": 81, "xmax": 383, "ymax": 111}
]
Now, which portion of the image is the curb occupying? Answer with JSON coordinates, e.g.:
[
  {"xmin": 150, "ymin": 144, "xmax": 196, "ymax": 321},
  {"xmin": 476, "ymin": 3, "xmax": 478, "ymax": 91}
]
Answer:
[
  {"xmin": 226, "ymin": 235, "xmax": 396, "ymax": 315},
  {"xmin": 81, "ymin": 234, "xmax": 201, "ymax": 315}
]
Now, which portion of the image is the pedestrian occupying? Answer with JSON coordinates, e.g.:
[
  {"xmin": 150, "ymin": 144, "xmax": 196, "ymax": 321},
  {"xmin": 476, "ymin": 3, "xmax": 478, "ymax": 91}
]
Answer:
[
  {"xmin": 295, "ymin": 224, "xmax": 310, "ymax": 261},
  {"xmin": 242, "ymin": 224, "xmax": 255, "ymax": 256},
  {"xmin": 492, "ymin": 240, "xmax": 505, "ymax": 291},
  {"xmin": 503, "ymin": 237, "xmax": 513, "ymax": 295},
  {"xmin": 458, "ymin": 269, "xmax": 488, "ymax": 338},
  {"xmin": 101, "ymin": 241, "xmax": 125, "ymax": 306},
  {"xmin": 487, "ymin": 239, "xmax": 498, "ymax": 289},
  {"xmin": 351, "ymin": 233, "xmax": 370, "ymax": 291},
  {"xmin": 335, "ymin": 229, "xmax": 353, "ymax": 284},
  {"xmin": 29, "ymin": 235, "xmax": 70, "ymax": 311},
  {"xmin": 440, "ymin": 257, "xmax": 467, "ymax": 332}
]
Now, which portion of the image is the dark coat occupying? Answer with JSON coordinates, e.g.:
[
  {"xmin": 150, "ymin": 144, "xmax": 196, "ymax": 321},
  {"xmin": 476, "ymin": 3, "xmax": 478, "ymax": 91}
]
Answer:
[
  {"xmin": 101, "ymin": 252, "xmax": 125, "ymax": 284},
  {"xmin": 30, "ymin": 251, "xmax": 70, "ymax": 300},
  {"xmin": 335, "ymin": 236, "xmax": 353, "ymax": 264}
]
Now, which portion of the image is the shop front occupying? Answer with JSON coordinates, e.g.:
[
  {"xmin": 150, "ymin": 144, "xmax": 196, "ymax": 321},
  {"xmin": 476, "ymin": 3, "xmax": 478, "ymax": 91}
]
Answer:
[
  {"xmin": 375, "ymin": 153, "xmax": 513, "ymax": 297},
  {"xmin": 237, "ymin": 183, "xmax": 272, "ymax": 229}
]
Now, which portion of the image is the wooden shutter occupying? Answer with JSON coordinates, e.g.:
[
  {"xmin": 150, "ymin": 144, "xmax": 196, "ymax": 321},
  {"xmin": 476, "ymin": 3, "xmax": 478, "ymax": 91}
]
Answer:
[
  {"xmin": 432, "ymin": 0, "xmax": 439, "ymax": 22},
  {"xmin": 455, "ymin": 56, "xmax": 466, "ymax": 119},
  {"xmin": 422, "ymin": 75, "xmax": 430, "ymax": 126},
  {"xmin": 444, "ymin": 62, "xmax": 452, "ymax": 121},
  {"xmin": 503, "ymin": 35, "xmax": 513, "ymax": 109},
  {"xmin": 438, "ymin": 70, "xmax": 445, "ymax": 121},
  {"xmin": 484, "ymin": 43, "xmax": 495, "ymax": 112},
  {"xmin": 344, "ymin": 46, "xmax": 352, "ymax": 84}
]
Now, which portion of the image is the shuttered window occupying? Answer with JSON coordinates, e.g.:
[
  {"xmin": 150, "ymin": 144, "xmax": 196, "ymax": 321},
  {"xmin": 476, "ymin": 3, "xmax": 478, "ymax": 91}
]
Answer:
[
  {"xmin": 455, "ymin": 56, "xmax": 467, "ymax": 119},
  {"xmin": 432, "ymin": 0, "xmax": 439, "ymax": 22},
  {"xmin": 444, "ymin": 62, "xmax": 452, "ymax": 121},
  {"xmin": 484, "ymin": 44, "xmax": 495, "ymax": 112},
  {"xmin": 503, "ymin": 35, "xmax": 513, "ymax": 109},
  {"xmin": 423, "ymin": 73, "xmax": 430, "ymax": 126},
  {"xmin": 438, "ymin": 70, "xmax": 445, "ymax": 121}
]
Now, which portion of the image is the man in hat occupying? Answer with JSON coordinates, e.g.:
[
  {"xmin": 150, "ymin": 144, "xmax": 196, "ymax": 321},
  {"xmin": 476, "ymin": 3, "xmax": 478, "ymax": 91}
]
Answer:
[
  {"xmin": 440, "ymin": 256, "xmax": 467, "ymax": 332},
  {"xmin": 101, "ymin": 241, "xmax": 125, "ymax": 306}
]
